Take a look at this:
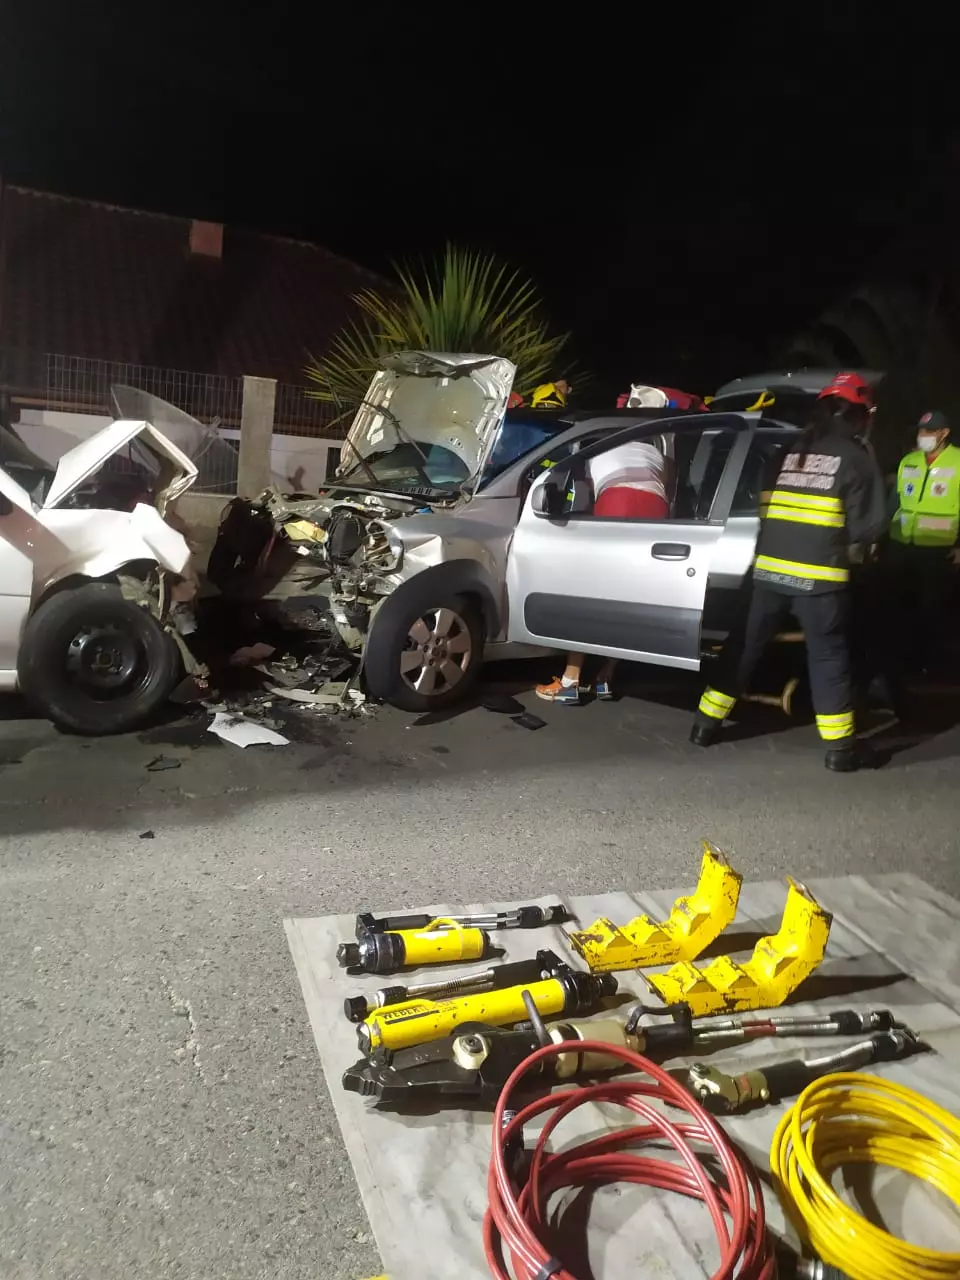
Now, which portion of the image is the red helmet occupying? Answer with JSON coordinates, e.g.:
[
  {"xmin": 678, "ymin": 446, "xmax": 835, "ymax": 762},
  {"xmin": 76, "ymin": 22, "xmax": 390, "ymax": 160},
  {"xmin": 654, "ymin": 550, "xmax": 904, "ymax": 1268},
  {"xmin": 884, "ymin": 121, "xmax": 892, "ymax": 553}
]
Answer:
[{"xmin": 818, "ymin": 371, "xmax": 874, "ymax": 411}]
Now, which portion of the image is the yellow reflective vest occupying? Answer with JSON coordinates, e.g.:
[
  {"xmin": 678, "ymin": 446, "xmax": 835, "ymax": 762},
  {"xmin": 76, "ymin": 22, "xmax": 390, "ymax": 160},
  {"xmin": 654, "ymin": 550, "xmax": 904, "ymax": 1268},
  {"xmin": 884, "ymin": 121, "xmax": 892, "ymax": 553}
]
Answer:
[{"xmin": 891, "ymin": 443, "xmax": 960, "ymax": 547}]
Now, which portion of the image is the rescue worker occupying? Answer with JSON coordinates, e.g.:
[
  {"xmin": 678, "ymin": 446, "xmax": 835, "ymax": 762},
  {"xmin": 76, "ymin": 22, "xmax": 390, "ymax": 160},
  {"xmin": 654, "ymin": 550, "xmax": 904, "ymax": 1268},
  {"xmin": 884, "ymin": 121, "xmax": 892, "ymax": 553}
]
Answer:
[
  {"xmin": 886, "ymin": 410, "xmax": 960, "ymax": 676},
  {"xmin": 530, "ymin": 378, "xmax": 571, "ymax": 410},
  {"xmin": 690, "ymin": 372, "xmax": 887, "ymax": 772}
]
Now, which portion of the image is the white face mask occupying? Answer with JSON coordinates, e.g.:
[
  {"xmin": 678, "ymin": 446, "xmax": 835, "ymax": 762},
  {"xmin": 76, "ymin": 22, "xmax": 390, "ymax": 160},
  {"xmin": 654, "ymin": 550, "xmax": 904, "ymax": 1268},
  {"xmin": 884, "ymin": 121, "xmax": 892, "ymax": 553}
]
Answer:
[{"xmin": 918, "ymin": 433, "xmax": 940, "ymax": 453}]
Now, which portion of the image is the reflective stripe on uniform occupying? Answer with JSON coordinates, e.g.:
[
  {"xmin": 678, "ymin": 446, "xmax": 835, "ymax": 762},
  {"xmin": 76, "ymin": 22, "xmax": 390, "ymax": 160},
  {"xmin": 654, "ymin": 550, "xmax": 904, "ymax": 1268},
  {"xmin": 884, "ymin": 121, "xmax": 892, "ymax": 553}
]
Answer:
[
  {"xmin": 816, "ymin": 710, "xmax": 855, "ymax": 742},
  {"xmin": 916, "ymin": 515, "xmax": 955, "ymax": 530},
  {"xmin": 764, "ymin": 490, "xmax": 845, "ymax": 529},
  {"xmin": 754, "ymin": 554, "xmax": 849, "ymax": 583},
  {"xmin": 769, "ymin": 490, "xmax": 843, "ymax": 512},
  {"xmin": 764, "ymin": 504, "xmax": 845, "ymax": 528},
  {"xmin": 698, "ymin": 688, "xmax": 736, "ymax": 721}
]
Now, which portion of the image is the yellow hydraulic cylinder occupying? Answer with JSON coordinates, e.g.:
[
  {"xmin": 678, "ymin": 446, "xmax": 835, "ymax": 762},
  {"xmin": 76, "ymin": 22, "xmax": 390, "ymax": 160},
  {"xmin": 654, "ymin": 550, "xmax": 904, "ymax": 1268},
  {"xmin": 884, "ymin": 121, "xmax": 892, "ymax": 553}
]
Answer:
[
  {"xmin": 566, "ymin": 842, "xmax": 743, "ymax": 973},
  {"xmin": 337, "ymin": 918, "xmax": 488, "ymax": 974},
  {"xmin": 644, "ymin": 879, "xmax": 832, "ymax": 1017},
  {"xmin": 358, "ymin": 968, "xmax": 616, "ymax": 1053}
]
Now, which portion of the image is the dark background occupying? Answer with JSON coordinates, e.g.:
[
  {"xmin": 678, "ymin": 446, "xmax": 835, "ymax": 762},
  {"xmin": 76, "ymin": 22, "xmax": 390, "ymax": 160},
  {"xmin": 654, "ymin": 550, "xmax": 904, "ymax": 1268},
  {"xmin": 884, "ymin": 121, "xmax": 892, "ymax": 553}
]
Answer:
[{"xmin": 0, "ymin": 1, "xmax": 955, "ymax": 396}]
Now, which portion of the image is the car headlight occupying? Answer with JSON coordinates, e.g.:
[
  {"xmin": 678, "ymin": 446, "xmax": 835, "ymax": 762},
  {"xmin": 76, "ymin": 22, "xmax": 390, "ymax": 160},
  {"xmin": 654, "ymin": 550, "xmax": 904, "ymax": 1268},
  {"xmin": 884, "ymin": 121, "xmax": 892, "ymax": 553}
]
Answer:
[{"xmin": 386, "ymin": 529, "xmax": 404, "ymax": 565}]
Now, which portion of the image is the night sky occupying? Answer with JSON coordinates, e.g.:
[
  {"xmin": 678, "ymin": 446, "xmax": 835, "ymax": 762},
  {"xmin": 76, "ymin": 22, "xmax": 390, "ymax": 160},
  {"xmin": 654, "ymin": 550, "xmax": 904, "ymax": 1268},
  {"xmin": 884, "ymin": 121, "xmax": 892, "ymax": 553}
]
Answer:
[{"xmin": 1, "ymin": 2, "xmax": 955, "ymax": 396}]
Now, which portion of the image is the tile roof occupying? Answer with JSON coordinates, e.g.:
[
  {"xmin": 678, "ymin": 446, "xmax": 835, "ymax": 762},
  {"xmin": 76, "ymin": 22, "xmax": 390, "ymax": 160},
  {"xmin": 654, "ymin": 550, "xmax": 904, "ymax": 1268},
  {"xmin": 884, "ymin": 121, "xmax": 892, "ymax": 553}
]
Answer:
[{"xmin": 1, "ymin": 185, "xmax": 386, "ymax": 387}]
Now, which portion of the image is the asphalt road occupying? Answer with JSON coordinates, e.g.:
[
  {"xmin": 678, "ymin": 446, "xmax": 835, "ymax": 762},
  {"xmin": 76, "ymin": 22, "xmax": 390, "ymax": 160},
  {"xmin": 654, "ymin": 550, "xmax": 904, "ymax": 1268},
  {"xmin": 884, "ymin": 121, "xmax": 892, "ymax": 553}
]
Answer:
[{"xmin": 2, "ymin": 662, "xmax": 959, "ymax": 1280}]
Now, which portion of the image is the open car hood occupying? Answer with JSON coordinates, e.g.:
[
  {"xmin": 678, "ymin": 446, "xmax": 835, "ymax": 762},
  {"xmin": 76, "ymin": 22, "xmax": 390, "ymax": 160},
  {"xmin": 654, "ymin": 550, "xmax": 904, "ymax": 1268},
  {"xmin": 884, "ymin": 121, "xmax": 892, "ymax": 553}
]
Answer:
[
  {"xmin": 42, "ymin": 418, "xmax": 198, "ymax": 511},
  {"xmin": 340, "ymin": 350, "xmax": 517, "ymax": 488},
  {"xmin": 712, "ymin": 368, "xmax": 885, "ymax": 406}
]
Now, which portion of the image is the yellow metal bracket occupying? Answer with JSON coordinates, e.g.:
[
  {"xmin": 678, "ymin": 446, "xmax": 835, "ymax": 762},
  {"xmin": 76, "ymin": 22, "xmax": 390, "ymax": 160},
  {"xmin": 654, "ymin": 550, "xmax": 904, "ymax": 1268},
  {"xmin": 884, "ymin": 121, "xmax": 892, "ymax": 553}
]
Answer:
[
  {"xmin": 644, "ymin": 878, "xmax": 832, "ymax": 1016},
  {"xmin": 566, "ymin": 842, "xmax": 743, "ymax": 973}
]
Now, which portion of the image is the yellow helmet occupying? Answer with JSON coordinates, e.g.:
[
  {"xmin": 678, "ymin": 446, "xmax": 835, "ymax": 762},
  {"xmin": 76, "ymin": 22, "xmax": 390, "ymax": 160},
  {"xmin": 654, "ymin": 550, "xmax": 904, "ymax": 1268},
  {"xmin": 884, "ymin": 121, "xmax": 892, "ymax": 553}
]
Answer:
[{"xmin": 531, "ymin": 382, "xmax": 567, "ymax": 409}]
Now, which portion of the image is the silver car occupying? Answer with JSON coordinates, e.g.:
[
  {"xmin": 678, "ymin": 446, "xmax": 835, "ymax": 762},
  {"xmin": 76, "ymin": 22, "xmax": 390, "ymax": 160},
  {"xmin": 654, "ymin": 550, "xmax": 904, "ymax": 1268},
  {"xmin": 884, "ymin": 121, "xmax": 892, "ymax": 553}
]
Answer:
[{"xmin": 215, "ymin": 352, "xmax": 840, "ymax": 712}]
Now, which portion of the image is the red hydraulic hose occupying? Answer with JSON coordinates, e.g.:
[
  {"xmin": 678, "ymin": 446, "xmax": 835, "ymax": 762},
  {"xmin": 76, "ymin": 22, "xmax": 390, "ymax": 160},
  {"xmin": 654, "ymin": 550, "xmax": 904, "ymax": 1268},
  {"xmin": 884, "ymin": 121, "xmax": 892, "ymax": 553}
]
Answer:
[{"xmin": 483, "ymin": 1040, "xmax": 776, "ymax": 1280}]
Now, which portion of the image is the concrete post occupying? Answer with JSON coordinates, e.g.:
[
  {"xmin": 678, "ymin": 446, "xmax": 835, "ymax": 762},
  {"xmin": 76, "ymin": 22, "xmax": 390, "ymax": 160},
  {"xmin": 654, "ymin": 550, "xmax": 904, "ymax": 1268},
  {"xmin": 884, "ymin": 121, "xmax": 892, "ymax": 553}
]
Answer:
[{"xmin": 237, "ymin": 375, "xmax": 277, "ymax": 497}]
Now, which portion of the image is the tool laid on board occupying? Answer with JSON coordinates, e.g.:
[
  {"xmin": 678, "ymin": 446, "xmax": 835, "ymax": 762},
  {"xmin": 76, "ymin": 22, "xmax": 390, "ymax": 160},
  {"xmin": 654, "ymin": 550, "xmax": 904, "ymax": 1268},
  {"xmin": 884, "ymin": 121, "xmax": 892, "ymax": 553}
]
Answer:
[
  {"xmin": 343, "ymin": 1004, "xmax": 694, "ymax": 1103},
  {"xmin": 645, "ymin": 877, "xmax": 832, "ymax": 1015},
  {"xmin": 343, "ymin": 954, "xmax": 560, "ymax": 1022},
  {"xmin": 356, "ymin": 952, "xmax": 617, "ymax": 1053},
  {"xmin": 344, "ymin": 1002, "xmax": 901, "ymax": 1106},
  {"xmin": 337, "ymin": 904, "xmax": 567, "ymax": 975},
  {"xmin": 684, "ymin": 1023, "xmax": 923, "ymax": 1114},
  {"xmin": 567, "ymin": 841, "xmax": 743, "ymax": 972},
  {"xmin": 772, "ymin": 1072, "xmax": 960, "ymax": 1280},
  {"xmin": 337, "ymin": 917, "xmax": 489, "ymax": 974},
  {"xmin": 355, "ymin": 903, "xmax": 567, "ymax": 935}
]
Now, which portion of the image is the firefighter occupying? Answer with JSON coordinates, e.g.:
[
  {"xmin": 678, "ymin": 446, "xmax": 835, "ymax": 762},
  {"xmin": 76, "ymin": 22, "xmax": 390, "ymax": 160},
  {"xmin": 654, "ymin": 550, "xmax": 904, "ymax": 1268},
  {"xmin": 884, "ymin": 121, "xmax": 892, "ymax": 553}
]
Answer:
[
  {"xmin": 886, "ymin": 409, "xmax": 960, "ymax": 677},
  {"xmin": 530, "ymin": 378, "xmax": 571, "ymax": 410},
  {"xmin": 690, "ymin": 372, "xmax": 888, "ymax": 772}
]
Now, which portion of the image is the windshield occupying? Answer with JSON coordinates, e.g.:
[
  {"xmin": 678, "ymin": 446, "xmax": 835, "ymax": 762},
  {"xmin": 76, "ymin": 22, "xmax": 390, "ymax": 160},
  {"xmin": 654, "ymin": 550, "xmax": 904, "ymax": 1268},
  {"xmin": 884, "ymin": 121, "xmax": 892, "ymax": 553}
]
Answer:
[
  {"xmin": 340, "ymin": 441, "xmax": 472, "ymax": 494},
  {"xmin": 476, "ymin": 414, "xmax": 575, "ymax": 489},
  {"xmin": 0, "ymin": 426, "xmax": 56, "ymax": 504}
]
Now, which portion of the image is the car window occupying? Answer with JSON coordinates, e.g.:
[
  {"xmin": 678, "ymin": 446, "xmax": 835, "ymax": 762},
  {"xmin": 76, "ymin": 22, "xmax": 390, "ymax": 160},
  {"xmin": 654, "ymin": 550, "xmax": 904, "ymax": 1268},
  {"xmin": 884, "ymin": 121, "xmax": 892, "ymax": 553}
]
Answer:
[
  {"xmin": 569, "ymin": 427, "xmax": 737, "ymax": 521},
  {"xmin": 478, "ymin": 415, "xmax": 574, "ymax": 488},
  {"xmin": 731, "ymin": 437, "xmax": 789, "ymax": 516}
]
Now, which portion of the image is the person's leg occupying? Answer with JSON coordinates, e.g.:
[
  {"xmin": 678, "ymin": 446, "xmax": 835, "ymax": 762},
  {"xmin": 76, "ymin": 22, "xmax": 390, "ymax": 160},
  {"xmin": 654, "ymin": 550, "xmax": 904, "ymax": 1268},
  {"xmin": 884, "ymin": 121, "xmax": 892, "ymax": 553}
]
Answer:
[
  {"xmin": 691, "ymin": 586, "xmax": 789, "ymax": 744},
  {"xmin": 792, "ymin": 590, "xmax": 869, "ymax": 771},
  {"xmin": 596, "ymin": 658, "xmax": 617, "ymax": 699},
  {"xmin": 915, "ymin": 548, "xmax": 952, "ymax": 672},
  {"xmin": 536, "ymin": 652, "xmax": 586, "ymax": 704}
]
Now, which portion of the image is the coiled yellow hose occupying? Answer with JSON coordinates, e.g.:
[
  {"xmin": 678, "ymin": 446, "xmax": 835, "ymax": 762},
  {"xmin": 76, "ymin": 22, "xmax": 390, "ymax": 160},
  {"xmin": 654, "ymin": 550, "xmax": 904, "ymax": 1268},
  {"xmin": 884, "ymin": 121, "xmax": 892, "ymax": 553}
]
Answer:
[{"xmin": 770, "ymin": 1072, "xmax": 960, "ymax": 1280}]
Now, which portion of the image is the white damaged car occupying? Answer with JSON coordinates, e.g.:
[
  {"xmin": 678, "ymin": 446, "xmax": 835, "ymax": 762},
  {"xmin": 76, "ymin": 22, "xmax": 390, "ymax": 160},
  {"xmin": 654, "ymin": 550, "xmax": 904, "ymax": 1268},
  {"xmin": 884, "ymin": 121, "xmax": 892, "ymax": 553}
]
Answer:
[{"xmin": 0, "ymin": 414, "xmax": 201, "ymax": 734}]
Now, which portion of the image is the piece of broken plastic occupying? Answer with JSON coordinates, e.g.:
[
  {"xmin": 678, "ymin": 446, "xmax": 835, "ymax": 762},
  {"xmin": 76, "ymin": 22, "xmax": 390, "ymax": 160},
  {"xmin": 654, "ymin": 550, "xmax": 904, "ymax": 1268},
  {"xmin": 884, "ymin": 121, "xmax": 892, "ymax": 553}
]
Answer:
[{"xmin": 207, "ymin": 711, "xmax": 290, "ymax": 748}]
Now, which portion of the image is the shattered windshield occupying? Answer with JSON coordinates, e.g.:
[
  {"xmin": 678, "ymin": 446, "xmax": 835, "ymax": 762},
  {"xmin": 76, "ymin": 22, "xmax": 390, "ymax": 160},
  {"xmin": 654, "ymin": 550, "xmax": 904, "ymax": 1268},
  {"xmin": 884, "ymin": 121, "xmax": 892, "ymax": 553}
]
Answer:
[{"xmin": 339, "ymin": 441, "xmax": 471, "ymax": 493}]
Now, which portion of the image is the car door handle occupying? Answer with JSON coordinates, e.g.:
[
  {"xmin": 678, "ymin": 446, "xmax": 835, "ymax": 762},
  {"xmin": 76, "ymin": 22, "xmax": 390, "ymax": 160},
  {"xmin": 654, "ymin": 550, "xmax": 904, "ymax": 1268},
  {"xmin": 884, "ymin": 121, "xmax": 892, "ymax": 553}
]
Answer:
[{"xmin": 651, "ymin": 543, "xmax": 691, "ymax": 561}]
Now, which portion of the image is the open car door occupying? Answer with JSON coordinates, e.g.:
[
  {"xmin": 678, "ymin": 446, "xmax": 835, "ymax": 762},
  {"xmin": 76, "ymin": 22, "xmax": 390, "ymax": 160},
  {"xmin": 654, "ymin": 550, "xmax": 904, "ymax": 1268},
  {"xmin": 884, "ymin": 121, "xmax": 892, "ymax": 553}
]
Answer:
[{"xmin": 505, "ymin": 416, "xmax": 754, "ymax": 670}]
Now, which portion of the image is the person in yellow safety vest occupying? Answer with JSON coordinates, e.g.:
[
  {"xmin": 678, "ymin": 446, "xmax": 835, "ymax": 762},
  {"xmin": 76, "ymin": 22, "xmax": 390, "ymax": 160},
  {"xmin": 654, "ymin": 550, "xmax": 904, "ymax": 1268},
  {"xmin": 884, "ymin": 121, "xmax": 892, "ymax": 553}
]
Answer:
[
  {"xmin": 886, "ymin": 409, "xmax": 960, "ymax": 678},
  {"xmin": 689, "ymin": 371, "xmax": 888, "ymax": 773},
  {"xmin": 530, "ymin": 379, "xmax": 571, "ymax": 410}
]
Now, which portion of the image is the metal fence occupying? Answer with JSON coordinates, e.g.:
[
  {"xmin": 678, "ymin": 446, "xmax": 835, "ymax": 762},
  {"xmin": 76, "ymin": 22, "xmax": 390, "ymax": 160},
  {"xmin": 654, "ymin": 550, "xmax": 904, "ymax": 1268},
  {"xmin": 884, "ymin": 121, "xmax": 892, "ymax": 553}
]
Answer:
[
  {"xmin": 1, "ymin": 346, "xmax": 349, "ymax": 494},
  {"xmin": 2, "ymin": 347, "xmax": 344, "ymax": 439}
]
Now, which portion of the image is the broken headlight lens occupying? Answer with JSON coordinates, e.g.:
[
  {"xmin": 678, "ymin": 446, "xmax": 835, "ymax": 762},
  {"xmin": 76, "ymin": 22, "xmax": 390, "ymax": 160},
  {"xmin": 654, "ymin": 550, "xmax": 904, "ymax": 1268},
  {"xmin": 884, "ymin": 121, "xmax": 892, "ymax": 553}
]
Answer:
[{"xmin": 385, "ymin": 529, "xmax": 404, "ymax": 567}]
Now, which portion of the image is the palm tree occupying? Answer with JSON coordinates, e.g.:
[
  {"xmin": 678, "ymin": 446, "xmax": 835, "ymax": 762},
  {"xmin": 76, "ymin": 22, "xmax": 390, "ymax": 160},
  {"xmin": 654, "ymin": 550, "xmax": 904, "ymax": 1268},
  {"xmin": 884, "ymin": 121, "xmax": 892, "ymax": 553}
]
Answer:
[{"xmin": 305, "ymin": 246, "xmax": 571, "ymax": 426}]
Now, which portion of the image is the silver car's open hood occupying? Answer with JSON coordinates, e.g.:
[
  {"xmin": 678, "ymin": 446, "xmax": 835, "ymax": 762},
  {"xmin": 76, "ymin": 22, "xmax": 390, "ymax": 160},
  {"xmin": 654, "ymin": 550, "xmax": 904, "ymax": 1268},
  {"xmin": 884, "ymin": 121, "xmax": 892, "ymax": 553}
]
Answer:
[{"xmin": 339, "ymin": 351, "xmax": 517, "ymax": 488}]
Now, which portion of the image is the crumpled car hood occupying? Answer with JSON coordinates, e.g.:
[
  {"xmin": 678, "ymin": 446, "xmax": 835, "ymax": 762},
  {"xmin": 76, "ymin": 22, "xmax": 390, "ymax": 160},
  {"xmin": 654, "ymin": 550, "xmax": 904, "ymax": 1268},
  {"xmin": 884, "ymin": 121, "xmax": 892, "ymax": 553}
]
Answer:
[
  {"xmin": 43, "ymin": 418, "xmax": 198, "ymax": 511},
  {"xmin": 340, "ymin": 350, "xmax": 517, "ymax": 486}
]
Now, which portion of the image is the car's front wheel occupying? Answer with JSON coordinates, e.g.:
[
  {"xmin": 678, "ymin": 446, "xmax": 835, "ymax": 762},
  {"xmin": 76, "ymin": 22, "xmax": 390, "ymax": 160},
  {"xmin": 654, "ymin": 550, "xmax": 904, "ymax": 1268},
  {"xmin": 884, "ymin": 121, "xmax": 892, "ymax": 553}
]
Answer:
[
  {"xmin": 18, "ymin": 582, "xmax": 182, "ymax": 735},
  {"xmin": 364, "ymin": 588, "xmax": 483, "ymax": 712}
]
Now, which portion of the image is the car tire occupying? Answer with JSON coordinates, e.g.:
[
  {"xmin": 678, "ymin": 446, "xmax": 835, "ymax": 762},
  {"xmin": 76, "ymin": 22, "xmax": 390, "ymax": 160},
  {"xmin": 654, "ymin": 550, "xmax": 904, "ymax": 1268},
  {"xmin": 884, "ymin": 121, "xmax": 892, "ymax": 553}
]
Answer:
[
  {"xmin": 364, "ymin": 587, "xmax": 484, "ymax": 713},
  {"xmin": 18, "ymin": 582, "xmax": 182, "ymax": 736}
]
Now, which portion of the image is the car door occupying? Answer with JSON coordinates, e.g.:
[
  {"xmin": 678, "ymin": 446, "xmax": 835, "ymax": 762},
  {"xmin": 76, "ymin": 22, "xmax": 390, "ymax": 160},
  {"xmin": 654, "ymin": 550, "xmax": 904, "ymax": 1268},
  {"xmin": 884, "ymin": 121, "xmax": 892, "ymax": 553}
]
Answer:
[{"xmin": 505, "ymin": 417, "xmax": 752, "ymax": 670}]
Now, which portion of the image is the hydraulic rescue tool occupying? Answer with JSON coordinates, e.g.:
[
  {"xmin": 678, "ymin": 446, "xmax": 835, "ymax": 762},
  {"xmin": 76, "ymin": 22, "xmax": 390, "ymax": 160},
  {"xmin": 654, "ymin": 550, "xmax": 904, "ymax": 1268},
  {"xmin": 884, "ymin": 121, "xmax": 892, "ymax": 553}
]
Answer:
[
  {"xmin": 356, "ymin": 952, "xmax": 617, "ymax": 1053},
  {"xmin": 344, "ymin": 1005, "xmax": 695, "ymax": 1103},
  {"xmin": 343, "ymin": 1003, "xmax": 901, "ymax": 1107},
  {"xmin": 336, "ymin": 904, "xmax": 566, "ymax": 975},
  {"xmin": 355, "ymin": 904, "xmax": 567, "ymax": 935},
  {"xmin": 684, "ymin": 1023, "xmax": 922, "ymax": 1115},
  {"xmin": 343, "ymin": 954, "xmax": 559, "ymax": 1022},
  {"xmin": 336, "ymin": 917, "xmax": 489, "ymax": 974},
  {"xmin": 644, "ymin": 877, "xmax": 832, "ymax": 1016},
  {"xmin": 567, "ymin": 841, "xmax": 743, "ymax": 972}
]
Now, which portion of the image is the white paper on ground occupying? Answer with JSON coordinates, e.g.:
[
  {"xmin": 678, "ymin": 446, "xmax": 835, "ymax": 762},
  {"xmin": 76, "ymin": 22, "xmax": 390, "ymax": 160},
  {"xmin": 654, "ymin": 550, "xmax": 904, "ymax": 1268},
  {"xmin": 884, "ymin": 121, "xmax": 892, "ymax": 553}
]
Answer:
[{"xmin": 207, "ymin": 711, "xmax": 289, "ymax": 747}]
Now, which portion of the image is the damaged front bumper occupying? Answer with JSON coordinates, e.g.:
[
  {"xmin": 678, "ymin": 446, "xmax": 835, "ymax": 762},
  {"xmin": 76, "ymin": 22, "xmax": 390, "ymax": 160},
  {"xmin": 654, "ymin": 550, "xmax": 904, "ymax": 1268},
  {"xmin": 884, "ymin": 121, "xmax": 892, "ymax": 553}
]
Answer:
[
  {"xmin": 118, "ymin": 570, "xmax": 209, "ymax": 684},
  {"xmin": 208, "ymin": 488, "xmax": 416, "ymax": 655}
]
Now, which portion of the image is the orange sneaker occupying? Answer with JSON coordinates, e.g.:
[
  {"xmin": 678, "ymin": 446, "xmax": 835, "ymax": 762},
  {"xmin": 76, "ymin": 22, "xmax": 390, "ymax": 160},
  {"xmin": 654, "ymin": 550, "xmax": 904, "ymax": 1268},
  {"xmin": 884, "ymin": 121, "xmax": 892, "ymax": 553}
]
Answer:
[{"xmin": 535, "ymin": 677, "xmax": 582, "ymax": 705}]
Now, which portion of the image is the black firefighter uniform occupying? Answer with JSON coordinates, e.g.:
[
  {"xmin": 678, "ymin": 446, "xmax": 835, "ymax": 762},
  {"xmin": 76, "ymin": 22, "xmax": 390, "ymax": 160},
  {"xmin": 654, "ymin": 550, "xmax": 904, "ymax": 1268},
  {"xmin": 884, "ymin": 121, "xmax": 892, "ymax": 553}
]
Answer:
[{"xmin": 695, "ymin": 430, "xmax": 887, "ymax": 746}]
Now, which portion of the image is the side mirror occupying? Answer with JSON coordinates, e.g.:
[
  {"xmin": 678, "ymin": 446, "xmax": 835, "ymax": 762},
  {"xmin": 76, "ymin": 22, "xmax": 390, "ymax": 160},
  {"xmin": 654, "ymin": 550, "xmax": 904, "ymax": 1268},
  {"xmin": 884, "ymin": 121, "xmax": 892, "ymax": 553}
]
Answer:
[
  {"xmin": 0, "ymin": 492, "xmax": 12, "ymax": 517},
  {"xmin": 531, "ymin": 468, "xmax": 572, "ymax": 517}
]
